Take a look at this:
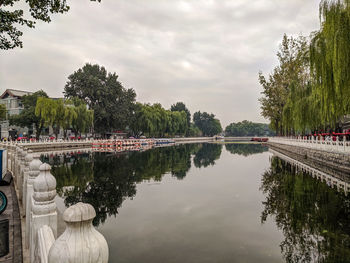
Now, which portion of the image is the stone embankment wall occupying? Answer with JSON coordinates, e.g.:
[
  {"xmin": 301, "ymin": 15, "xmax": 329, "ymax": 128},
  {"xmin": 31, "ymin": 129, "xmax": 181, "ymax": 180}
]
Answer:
[{"xmin": 268, "ymin": 142, "xmax": 350, "ymax": 182}]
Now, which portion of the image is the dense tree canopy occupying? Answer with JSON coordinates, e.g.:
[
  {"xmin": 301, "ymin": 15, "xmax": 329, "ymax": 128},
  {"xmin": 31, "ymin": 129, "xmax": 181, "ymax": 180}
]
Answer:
[
  {"xmin": 225, "ymin": 120, "xmax": 274, "ymax": 137},
  {"xmin": 9, "ymin": 90, "xmax": 48, "ymax": 139},
  {"xmin": 171, "ymin": 102, "xmax": 191, "ymax": 129},
  {"xmin": 64, "ymin": 63, "xmax": 136, "ymax": 135},
  {"xmin": 193, "ymin": 111, "xmax": 222, "ymax": 136},
  {"xmin": 0, "ymin": 0, "xmax": 100, "ymax": 49},
  {"xmin": 130, "ymin": 102, "xmax": 188, "ymax": 137}
]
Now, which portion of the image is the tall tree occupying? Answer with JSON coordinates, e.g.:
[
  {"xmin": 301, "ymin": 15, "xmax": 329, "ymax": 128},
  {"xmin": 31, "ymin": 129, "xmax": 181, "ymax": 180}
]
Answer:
[
  {"xmin": 35, "ymin": 97, "xmax": 65, "ymax": 139},
  {"xmin": 71, "ymin": 104, "xmax": 94, "ymax": 137},
  {"xmin": 1, "ymin": 0, "xmax": 101, "ymax": 50},
  {"xmin": 64, "ymin": 63, "xmax": 136, "ymax": 136},
  {"xmin": 9, "ymin": 90, "xmax": 48, "ymax": 139},
  {"xmin": 171, "ymin": 102, "xmax": 191, "ymax": 129},
  {"xmin": 130, "ymin": 103, "xmax": 188, "ymax": 137},
  {"xmin": 193, "ymin": 111, "xmax": 222, "ymax": 136},
  {"xmin": 259, "ymin": 35, "xmax": 309, "ymax": 135}
]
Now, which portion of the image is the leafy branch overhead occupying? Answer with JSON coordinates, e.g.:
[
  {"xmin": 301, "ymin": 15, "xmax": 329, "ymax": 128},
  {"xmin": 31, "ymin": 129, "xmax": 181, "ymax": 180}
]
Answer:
[{"xmin": 0, "ymin": 0, "xmax": 101, "ymax": 50}]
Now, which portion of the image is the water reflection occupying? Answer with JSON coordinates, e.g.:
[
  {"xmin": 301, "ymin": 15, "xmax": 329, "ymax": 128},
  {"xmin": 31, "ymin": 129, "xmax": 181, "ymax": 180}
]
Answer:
[
  {"xmin": 225, "ymin": 143, "xmax": 268, "ymax": 156},
  {"xmin": 48, "ymin": 143, "xmax": 223, "ymax": 226},
  {"xmin": 193, "ymin": 143, "xmax": 222, "ymax": 168},
  {"xmin": 261, "ymin": 156, "xmax": 350, "ymax": 263}
]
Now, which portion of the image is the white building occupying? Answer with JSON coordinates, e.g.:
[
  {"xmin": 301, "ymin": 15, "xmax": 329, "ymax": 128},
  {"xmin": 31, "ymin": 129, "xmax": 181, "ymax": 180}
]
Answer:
[{"xmin": 0, "ymin": 89, "xmax": 33, "ymax": 138}]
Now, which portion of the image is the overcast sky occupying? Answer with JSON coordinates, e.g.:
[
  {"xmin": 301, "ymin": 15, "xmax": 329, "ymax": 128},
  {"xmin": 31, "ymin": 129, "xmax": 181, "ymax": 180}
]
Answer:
[{"xmin": 0, "ymin": 0, "xmax": 320, "ymax": 127}]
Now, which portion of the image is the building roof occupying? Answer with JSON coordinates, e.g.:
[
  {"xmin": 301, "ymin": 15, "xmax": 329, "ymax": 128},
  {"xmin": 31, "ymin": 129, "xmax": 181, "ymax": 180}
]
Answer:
[{"xmin": 0, "ymin": 89, "xmax": 33, "ymax": 99}]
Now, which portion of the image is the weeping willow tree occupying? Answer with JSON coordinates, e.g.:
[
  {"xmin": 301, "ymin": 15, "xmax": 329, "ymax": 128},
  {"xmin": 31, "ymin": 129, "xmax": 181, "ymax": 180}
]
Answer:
[
  {"xmin": 310, "ymin": 0, "xmax": 350, "ymax": 129},
  {"xmin": 260, "ymin": 0, "xmax": 350, "ymax": 135}
]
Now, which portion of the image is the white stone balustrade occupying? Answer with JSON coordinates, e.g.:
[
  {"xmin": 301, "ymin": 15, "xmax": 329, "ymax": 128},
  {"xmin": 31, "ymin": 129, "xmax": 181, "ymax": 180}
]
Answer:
[
  {"xmin": 269, "ymin": 136, "xmax": 350, "ymax": 154},
  {"xmin": 37, "ymin": 225, "xmax": 55, "ymax": 263},
  {"xmin": 18, "ymin": 147, "xmax": 25, "ymax": 201},
  {"xmin": 31, "ymin": 163, "xmax": 57, "ymax": 263},
  {"xmin": 0, "ymin": 141, "xmax": 109, "ymax": 263},
  {"xmin": 48, "ymin": 202, "xmax": 109, "ymax": 263},
  {"xmin": 23, "ymin": 150, "xmax": 33, "ymax": 214},
  {"xmin": 26, "ymin": 154, "xmax": 42, "ymax": 248}
]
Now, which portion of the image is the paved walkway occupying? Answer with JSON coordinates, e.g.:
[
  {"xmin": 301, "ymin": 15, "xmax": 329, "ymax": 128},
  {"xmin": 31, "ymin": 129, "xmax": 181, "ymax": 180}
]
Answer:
[{"xmin": 0, "ymin": 181, "xmax": 22, "ymax": 263}]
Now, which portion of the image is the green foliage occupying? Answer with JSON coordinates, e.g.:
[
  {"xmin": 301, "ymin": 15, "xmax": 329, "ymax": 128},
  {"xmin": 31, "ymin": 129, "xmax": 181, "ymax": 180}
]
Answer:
[
  {"xmin": 9, "ymin": 90, "xmax": 48, "ymax": 139},
  {"xmin": 260, "ymin": 1, "xmax": 350, "ymax": 135},
  {"xmin": 64, "ymin": 63, "xmax": 136, "ymax": 135},
  {"xmin": 71, "ymin": 103, "xmax": 94, "ymax": 136},
  {"xmin": 309, "ymin": 0, "xmax": 350, "ymax": 128},
  {"xmin": 0, "ymin": 104, "xmax": 6, "ymax": 120},
  {"xmin": 0, "ymin": 0, "xmax": 100, "ymax": 49},
  {"xmin": 259, "ymin": 35, "xmax": 309, "ymax": 135},
  {"xmin": 171, "ymin": 102, "xmax": 191, "ymax": 129},
  {"xmin": 188, "ymin": 123, "xmax": 202, "ymax": 137},
  {"xmin": 130, "ymin": 102, "xmax": 188, "ymax": 137},
  {"xmin": 193, "ymin": 111, "xmax": 222, "ymax": 136},
  {"xmin": 225, "ymin": 120, "xmax": 274, "ymax": 137},
  {"xmin": 35, "ymin": 97, "xmax": 93, "ymax": 138},
  {"xmin": 35, "ymin": 97, "xmax": 64, "ymax": 138}
]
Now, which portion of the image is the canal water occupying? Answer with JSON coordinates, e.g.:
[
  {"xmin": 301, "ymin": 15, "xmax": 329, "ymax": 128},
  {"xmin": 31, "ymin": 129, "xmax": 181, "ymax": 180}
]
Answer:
[{"xmin": 43, "ymin": 143, "xmax": 350, "ymax": 263}]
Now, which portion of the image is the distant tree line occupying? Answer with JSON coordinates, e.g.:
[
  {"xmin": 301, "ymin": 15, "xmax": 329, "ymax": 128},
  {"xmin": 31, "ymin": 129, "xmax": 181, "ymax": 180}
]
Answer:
[
  {"xmin": 63, "ymin": 63, "xmax": 223, "ymax": 137},
  {"xmin": 259, "ymin": 0, "xmax": 350, "ymax": 135},
  {"xmin": 8, "ymin": 63, "xmax": 224, "ymax": 138},
  {"xmin": 225, "ymin": 120, "xmax": 274, "ymax": 137}
]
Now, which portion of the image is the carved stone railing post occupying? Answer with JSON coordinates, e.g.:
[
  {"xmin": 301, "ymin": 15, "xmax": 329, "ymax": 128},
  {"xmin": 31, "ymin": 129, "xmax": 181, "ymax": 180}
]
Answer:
[
  {"xmin": 13, "ymin": 146, "xmax": 20, "ymax": 185},
  {"xmin": 18, "ymin": 147, "xmax": 26, "ymax": 201},
  {"xmin": 31, "ymin": 163, "xmax": 57, "ymax": 263},
  {"xmin": 26, "ymin": 155, "xmax": 42, "ymax": 248},
  {"xmin": 48, "ymin": 202, "xmax": 109, "ymax": 263},
  {"xmin": 23, "ymin": 150, "xmax": 33, "ymax": 212}
]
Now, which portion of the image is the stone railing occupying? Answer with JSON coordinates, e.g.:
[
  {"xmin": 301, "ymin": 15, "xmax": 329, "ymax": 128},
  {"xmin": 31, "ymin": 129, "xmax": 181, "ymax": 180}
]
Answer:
[
  {"xmin": 269, "ymin": 136, "xmax": 350, "ymax": 154},
  {"xmin": 0, "ymin": 142, "xmax": 109, "ymax": 263}
]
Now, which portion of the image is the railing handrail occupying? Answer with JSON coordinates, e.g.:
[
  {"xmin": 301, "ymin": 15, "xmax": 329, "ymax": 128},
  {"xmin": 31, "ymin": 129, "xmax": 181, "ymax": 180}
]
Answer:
[{"xmin": 269, "ymin": 136, "xmax": 350, "ymax": 154}]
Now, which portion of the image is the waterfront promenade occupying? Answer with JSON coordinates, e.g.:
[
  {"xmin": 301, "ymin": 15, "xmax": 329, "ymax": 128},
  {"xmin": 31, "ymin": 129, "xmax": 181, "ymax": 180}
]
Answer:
[{"xmin": 0, "ymin": 180, "xmax": 22, "ymax": 263}]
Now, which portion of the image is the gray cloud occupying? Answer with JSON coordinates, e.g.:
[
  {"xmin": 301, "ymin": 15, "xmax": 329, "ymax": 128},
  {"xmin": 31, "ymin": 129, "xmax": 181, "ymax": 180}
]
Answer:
[{"xmin": 0, "ymin": 0, "xmax": 320, "ymax": 127}]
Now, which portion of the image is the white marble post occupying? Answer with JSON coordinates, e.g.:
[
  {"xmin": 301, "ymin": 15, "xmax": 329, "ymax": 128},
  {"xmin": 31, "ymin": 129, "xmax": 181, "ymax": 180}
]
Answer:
[
  {"xmin": 48, "ymin": 202, "xmax": 109, "ymax": 263},
  {"xmin": 31, "ymin": 163, "xmax": 57, "ymax": 263},
  {"xmin": 17, "ymin": 147, "xmax": 25, "ymax": 201},
  {"xmin": 13, "ymin": 146, "xmax": 20, "ymax": 185},
  {"xmin": 23, "ymin": 150, "xmax": 33, "ymax": 213},
  {"xmin": 26, "ymin": 155, "xmax": 42, "ymax": 248}
]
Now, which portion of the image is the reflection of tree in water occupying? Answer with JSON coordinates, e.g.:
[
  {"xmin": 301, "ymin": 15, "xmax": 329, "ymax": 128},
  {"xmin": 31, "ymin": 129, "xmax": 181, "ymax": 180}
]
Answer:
[
  {"xmin": 225, "ymin": 143, "xmax": 268, "ymax": 156},
  {"xmin": 261, "ymin": 157, "xmax": 350, "ymax": 263},
  {"xmin": 44, "ymin": 153, "xmax": 94, "ymax": 196},
  {"xmin": 50, "ymin": 144, "xmax": 202, "ymax": 226},
  {"xmin": 193, "ymin": 143, "xmax": 222, "ymax": 168}
]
